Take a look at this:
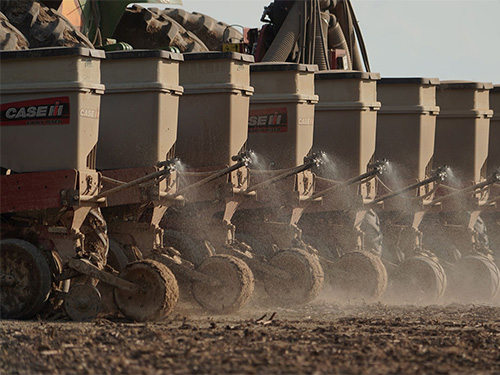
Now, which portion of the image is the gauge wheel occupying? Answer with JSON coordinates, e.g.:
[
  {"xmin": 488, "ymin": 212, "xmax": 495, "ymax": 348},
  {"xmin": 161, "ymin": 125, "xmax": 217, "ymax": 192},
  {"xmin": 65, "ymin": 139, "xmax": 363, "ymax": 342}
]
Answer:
[
  {"xmin": 264, "ymin": 248, "xmax": 324, "ymax": 306},
  {"xmin": 192, "ymin": 255, "xmax": 254, "ymax": 314},
  {"xmin": 448, "ymin": 254, "xmax": 500, "ymax": 303},
  {"xmin": 388, "ymin": 254, "xmax": 447, "ymax": 304},
  {"xmin": 114, "ymin": 260, "xmax": 179, "ymax": 321},
  {"xmin": 330, "ymin": 250, "xmax": 388, "ymax": 301}
]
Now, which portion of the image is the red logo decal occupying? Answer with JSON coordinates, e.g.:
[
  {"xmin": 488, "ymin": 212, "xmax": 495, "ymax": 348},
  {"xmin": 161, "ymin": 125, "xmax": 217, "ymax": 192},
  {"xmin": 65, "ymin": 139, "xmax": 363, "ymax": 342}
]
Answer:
[
  {"xmin": 1, "ymin": 97, "xmax": 70, "ymax": 126},
  {"xmin": 249, "ymin": 107, "xmax": 288, "ymax": 133}
]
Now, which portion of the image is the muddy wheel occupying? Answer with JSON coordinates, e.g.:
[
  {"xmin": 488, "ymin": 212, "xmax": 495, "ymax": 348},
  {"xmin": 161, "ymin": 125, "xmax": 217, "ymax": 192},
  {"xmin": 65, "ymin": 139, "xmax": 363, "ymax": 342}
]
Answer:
[
  {"xmin": 0, "ymin": 239, "xmax": 52, "ymax": 319},
  {"xmin": 388, "ymin": 254, "xmax": 447, "ymax": 304},
  {"xmin": 64, "ymin": 283, "xmax": 102, "ymax": 321},
  {"xmin": 448, "ymin": 254, "xmax": 500, "ymax": 303},
  {"xmin": 114, "ymin": 260, "xmax": 179, "ymax": 321},
  {"xmin": 264, "ymin": 248, "xmax": 324, "ymax": 306},
  {"xmin": 192, "ymin": 255, "xmax": 254, "ymax": 314},
  {"xmin": 0, "ymin": 0, "xmax": 93, "ymax": 48},
  {"xmin": 164, "ymin": 230, "xmax": 212, "ymax": 267},
  {"xmin": 330, "ymin": 250, "xmax": 388, "ymax": 301}
]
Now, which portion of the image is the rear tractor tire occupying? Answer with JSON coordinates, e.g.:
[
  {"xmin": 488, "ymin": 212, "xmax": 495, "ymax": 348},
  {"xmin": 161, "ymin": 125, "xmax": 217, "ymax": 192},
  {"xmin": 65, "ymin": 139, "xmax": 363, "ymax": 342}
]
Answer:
[
  {"xmin": 0, "ymin": 239, "xmax": 52, "ymax": 319},
  {"xmin": 191, "ymin": 254, "xmax": 254, "ymax": 314}
]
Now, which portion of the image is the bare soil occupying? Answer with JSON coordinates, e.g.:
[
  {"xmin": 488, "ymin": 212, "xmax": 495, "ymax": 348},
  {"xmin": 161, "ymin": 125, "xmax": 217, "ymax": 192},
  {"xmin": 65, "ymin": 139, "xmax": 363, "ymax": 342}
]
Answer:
[{"xmin": 1, "ymin": 302, "xmax": 500, "ymax": 375}]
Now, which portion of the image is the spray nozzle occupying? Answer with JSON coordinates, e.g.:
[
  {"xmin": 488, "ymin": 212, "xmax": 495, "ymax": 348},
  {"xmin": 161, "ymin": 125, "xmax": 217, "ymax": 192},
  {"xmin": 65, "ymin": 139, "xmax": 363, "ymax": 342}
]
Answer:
[
  {"xmin": 156, "ymin": 158, "xmax": 179, "ymax": 172},
  {"xmin": 433, "ymin": 165, "xmax": 450, "ymax": 182},
  {"xmin": 231, "ymin": 150, "xmax": 253, "ymax": 167},
  {"xmin": 304, "ymin": 151, "xmax": 326, "ymax": 168},
  {"xmin": 368, "ymin": 159, "xmax": 389, "ymax": 175}
]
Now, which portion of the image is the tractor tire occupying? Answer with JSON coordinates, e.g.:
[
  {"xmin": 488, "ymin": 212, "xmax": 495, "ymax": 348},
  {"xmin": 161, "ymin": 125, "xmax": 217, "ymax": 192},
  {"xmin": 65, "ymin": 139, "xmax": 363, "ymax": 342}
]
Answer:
[
  {"xmin": 264, "ymin": 248, "xmax": 324, "ymax": 306},
  {"xmin": 1, "ymin": 0, "xmax": 93, "ymax": 48},
  {"xmin": 191, "ymin": 255, "xmax": 254, "ymax": 314},
  {"xmin": 330, "ymin": 250, "xmax": 388, "ymax": 301},
  {"xmin": 386, "ymin": 254, "xmax": 447, "ymax": 304},
  {"xmin": 161, "ymin": 8, "xmax": 243, "ymax": 51},
  {"xmin": 114, "ymin": 259, "xmax": 179, "ymax": 321},
  {"xmin": 0, "ymin": 239, "xmax": 52, "ymax": 319},
  {"xmin": 113, "ymin": 5, "xmax": 208, "ymax": 53},
  {"xmin": 0, "ymin": 12, "xmax": 29, "ymax": 50}
]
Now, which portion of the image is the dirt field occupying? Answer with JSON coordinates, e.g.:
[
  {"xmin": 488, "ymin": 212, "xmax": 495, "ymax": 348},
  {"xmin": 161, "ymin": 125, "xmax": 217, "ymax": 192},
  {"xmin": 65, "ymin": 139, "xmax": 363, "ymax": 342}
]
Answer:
[{"xmin": 2, "ymin": 300, "xmax": 500, "ymax": 375}]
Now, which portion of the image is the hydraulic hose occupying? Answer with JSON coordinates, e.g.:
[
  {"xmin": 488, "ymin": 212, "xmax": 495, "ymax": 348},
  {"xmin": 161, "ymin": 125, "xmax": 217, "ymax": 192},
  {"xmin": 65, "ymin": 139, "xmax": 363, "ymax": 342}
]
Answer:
[{"xmin": 262, "ymin": 0, "xmax": 302, "ymax": 62}]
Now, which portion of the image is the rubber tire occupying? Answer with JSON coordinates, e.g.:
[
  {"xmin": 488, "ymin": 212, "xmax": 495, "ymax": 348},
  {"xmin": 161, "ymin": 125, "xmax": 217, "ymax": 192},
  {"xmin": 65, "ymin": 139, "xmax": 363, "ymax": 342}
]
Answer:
[
  {"xmin": 112, "ymin": 5, "xmax": 208, "ymax": 52},
  {"xmin": 447, "ymin": 254, "xmax": 500, "ymax": 303},
  {"xmin": 330, "ymin": 250, "xmax": 388, "ymax": 301},
  {"xmin": 387, "ymin": 254, "xmax": 447, "ymax": 304},
  {"xmin": 164, "ymin": 230, "xmax": 212, "ymax": 267},
  {"xmin": 0, "ymin": 11, "xmax": 29, "ymax": 50},
  {"xmin": 264, "ymin": 248, "xmax": 324, "ymax": 306},
  {"xmin": 64, "ymin": 283, "xmax": 102, "ymax": 321},
  {"xmin": 192, "ymin": 255, "xmax": 254, "ymax": 314},
  {"xmin": 114, "ymin": 259, "xmax": 179, "ymax": 322},
  {"xmin": 0, "ymin": 238, "xmax": 52, "ymax": 319},
  {"xmin": 161, "ymin": 8, "xmax": 243, "ymax": 51},
  {"xmin": 1, "ymin": 0, "xmax": 93, "ymax": 48}
]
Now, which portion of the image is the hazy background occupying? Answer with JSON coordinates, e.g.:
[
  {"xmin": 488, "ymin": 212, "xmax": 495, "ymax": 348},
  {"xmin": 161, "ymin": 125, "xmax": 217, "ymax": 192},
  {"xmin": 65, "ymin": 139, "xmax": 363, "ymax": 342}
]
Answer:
[{"xmin": 141, "ymin": 0, "xmax": 500, "ymax": 84}]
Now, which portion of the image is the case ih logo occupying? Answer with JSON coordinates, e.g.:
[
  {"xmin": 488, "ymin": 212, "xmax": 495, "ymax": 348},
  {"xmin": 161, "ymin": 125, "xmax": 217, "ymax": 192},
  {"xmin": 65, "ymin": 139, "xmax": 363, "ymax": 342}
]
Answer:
[
  {"xmin": 1, "ymin": 97, "xmax": 70, "ymax": 126},
  {"xmin": 248, "ymin": 107, "xmax": 288, "ymax": 133}
]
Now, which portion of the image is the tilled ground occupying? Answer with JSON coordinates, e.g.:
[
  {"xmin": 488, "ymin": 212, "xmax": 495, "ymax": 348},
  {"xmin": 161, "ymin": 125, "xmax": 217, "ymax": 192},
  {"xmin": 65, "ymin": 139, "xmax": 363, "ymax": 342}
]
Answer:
[{"xmin": 1, "ymin": 303, "xmax": 500, "ymax": 375}]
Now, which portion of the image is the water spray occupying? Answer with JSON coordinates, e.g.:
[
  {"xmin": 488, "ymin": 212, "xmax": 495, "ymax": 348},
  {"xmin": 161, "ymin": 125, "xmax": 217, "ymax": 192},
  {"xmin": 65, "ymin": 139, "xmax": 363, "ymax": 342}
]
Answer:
[
  {"xmin": 175, "ymin": 151, "xmax": 252, "ymax": 196},
  {"xmin": 307, "ymin": 159, "xmax": 389, "ymax": 201},
  {"xmin": 244, "ymin": 152, "xmax": 326, "ymax": 194},
  {"xmin": 430, "ymin": 167, "xmax": 500, "ymax": 206},
  {"xmin": 369, "ymin": 165, "xmax": 449, "ymax": 205},
  {"xmin": 94, "ymin": 158, "xmax": 179, "ymax": 200}
]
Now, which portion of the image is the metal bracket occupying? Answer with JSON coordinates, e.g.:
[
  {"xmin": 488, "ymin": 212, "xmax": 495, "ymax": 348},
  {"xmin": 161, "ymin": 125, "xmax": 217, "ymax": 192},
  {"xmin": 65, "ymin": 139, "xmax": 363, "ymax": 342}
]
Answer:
[{"xmin": 68, "ymin": 258, "xmax": 138, "ymax": 292}]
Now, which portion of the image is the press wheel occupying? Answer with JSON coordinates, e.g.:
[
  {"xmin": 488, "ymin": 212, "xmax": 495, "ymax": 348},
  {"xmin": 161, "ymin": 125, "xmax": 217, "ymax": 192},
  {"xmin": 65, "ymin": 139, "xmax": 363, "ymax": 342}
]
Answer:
[
  {"xmin": 330, "ymin": 250, "xmax": 388, "ymax": 301},
  {"xmin": 64, "ymin": 283, "xmax": 102, "ymax": 321},
  {"xmin": 264, "ymin": 248, "xmax": 324, "ymax": 306},
  {"xmin": 114, "ymin": 260, "xmax": 179, "ymax": 321},
  {"xmin": 448, "ymin": 254, "xmax": 500, "ymax": 303},
  {"xmin": 0, "ymin": 239, "xmax": 52, "ymax": 319},
  {"xmin": 388, "ymin": 254, "xmax": 447, "ymax": 304},
  {"xmin": 192, "ymin": 255, "xmax": 254, "ymax": 314}
]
